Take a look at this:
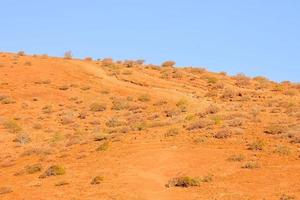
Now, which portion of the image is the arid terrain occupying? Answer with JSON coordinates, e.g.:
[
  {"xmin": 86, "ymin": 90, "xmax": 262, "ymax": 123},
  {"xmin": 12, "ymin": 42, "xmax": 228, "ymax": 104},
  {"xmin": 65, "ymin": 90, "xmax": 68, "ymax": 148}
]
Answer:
[{"xmin": 0, "ymin": 52, "xmax": 299, "ymax": 200}]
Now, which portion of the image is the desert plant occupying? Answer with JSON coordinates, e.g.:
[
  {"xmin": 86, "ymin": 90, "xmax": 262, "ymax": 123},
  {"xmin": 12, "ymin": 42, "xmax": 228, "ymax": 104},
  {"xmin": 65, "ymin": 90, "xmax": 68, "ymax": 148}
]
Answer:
[
  {"xmin": 59, "ymin": 85, "xmax": 69, "ymax": 90},
  {"xmin": 265, "ymin": 124, "xmax": 286, "ymax": 135},
  {"xmin": 90, "ymin": 103, "xmax": 106, "ymax": 112},
  {"xmin": 241, "ymin": 161, "xmax": 260, "ymax": 169},
  {"xmin": 165, "ymin": 127, "xmax": 180, "ymax": 137},
  {"xmin": 227, "ymin": 154, "xmax": 245, "ymax": 162},
  {"xmin": 214, "ymin": 129, "xmax": 231, "ymax": 139},
  {"xmin": 248, "ymin": 140, "xmax": 265, "ymax": 151},
  {"xmin": 105, "ymin": 118, "xmax": 123, "ymax": 128},
  {"xmin": 280, "ymin": 194, "xmax": 296, "ymax": 200},
  {"xmin": 96, "ymin": 142, "xmax": 109, "ymax": 151},
  {"xmin": 42, "ymin": 105, "xmax": 53, "ymax": 114},
  {"xmin": 91, "ymin": 176, "xmax": 104, "ymax": 185},
  {"xmin": 13, "ymin": 133, "xmax": 31, "ymax": 144},
  {"xmin": 25, "ymin": 164, "xmax": 42, "ymax": 174},
  {"xmin": 64, "ymin": 51, "xmax": 72, "ymax": 59},
  {"xmin": 55, "ymin": 181, "xmax": 69, "ymax": 186},
  {"xmin": 162, "ymin": 61, "xmax": 176, "ymax": 68},
  {"xmin": 17, "ymin": 51, "xmax": 25, "ymax": 56},
  {"xmin": 273, "ymin": 145, "xmax": 291, "ymax": 156},
  {"xmin": 39, "ymin": 165, "xmax": 65, "ymax": 178},
  {"xmin": 111, "ymin": 99, "xmax": 129, "ymax": 110},
  {"xmin": 0, "ymin": 187, "xmax": 12, "ymax": 195},
  {"xmin": 3, "ymin": 120, "xmax": 22, "ymax": 133},
  {"xmin": 166, "ymin": 176, "xmax": 200, "ymax": 187},
  {"xmin": 138, "ymin": 94, "xmax": 151, "ymax": 102},
  {"xmin": 234, "ymin": 73, "xmax": 251, "ymax": 87},
  {"xmin": 205, "ymin": 104, "xmax": 219, "ymax": 114},
  {"xmin": 186, "ymin": 120, "xmax": 207, "ymax": 131}
]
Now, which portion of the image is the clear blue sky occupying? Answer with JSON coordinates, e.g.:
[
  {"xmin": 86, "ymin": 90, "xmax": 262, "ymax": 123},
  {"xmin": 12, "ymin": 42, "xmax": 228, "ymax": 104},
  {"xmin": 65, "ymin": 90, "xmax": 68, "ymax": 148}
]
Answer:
[{"xmin": 1, "ymin": 0, "xmax": 299, "ymax": 82}]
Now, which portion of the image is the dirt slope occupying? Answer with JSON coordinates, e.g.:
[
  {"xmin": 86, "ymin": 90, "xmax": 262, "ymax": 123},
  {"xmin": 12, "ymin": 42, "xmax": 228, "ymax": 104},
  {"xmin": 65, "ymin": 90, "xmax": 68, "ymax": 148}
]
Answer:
[{"xmin": 0, "ymin": 52, "xmax": 299, "ymax": 200}]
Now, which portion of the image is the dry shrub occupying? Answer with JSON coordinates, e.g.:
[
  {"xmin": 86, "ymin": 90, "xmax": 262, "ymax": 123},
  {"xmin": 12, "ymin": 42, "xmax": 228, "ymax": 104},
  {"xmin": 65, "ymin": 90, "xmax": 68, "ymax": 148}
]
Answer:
[
  {"xmin": 84, "ymin": 57, "xmax": 93, "ymax": 61},
  {"xmin": 206, "ymin": 77, "xmax": 218, "ymax": 84},
  {"xmin": 273, "ymin": 145, "xmax": 291, "ymax": 156},
  {"xmin": 186, "ymin": 119, "xmax": 211, "ymax": 131},
  {"xmin": 91, "ymin": 176, "xmax": 104, "ymax": 185},
  {"xmin": 42, "ymin": 105, "xmax": 53, "ymax": 114},
  {"xmin": 264, "ymin": 124, "xmax": 286, "ymax": 135},
  {"xmin": 138, "ymin": 94, "xmax": 151, "ymax": 102},
  {"xmin": 284, "ymin": 89, "xmax": 298, "ymax": 96},
  {"xmin": 280, "ymin": 194, "xmax": 296, "ymax": 200},
  {"xmin": 234, "ymin": 73, "xmax": 251, "ymax": 87},
  {"xmin": 39, "ymin": 165, "xmax": 65, "ymax": 178},
  {"xmin": 60, "ymin": 113, "xmax": 75, "ymax": 125},
  {"xmin": 205, "ymin": 104, "xmax": 219, "ymax": 114},
  {"xmin": 90, "ymin": 103, "xmax": 106, "ymax": 112},
  {"xmin": 13, "ymin": 133, "xmax": 31, "ymax": 144},
  {"xmin": 165, "ymin": 127, "xmax": 180, "ymax": 137},
  {"xmin": 96, "ymin": 142, "xmax": 109, "ymax": 151},
  {"xmin": 3, "ymin": 120, "xmax": 22, "ymax": 133},
  {"xmin": 153, "ymin": 99, "xmax": 167, "ymax": 106},
  {"xmin": 64, "ymin": 51, "xmax": 72, "ymax": 59},
  {"xmin": 111, "ymin": 99, "xmax": 129, "ymax": 110},
  {"xmin": 227, "ymin": 118, "xmax": 243, "ymax": 127},
  {"xmin": 221, "ymin": 88, "xmax": 238, "ymax": 99},
  {"xmin": 241, "ymin": 161, "xmax": 260, "ymax": 169},
  {"xmin": 0, "ymin": 97, "xmax": 16, "ymax": 104},
  {"xmin": 248, "ymin": 140, "xmax": 265, "ymax": 151},
  {"xmin": 17, "ymin": 51, "xmax": 25, "ymax": 56},
  {"xmin": 101, "ymin": 58, "xmax": 114, "ymax": 66},
  {"xmin": 162, "ymin": 61, "xmax": 176, "ymax": 68},
  {"xmin": 166, "ymin": 176, "xmax": 200, "ymax": 188},
  {"xmin": 21, "ymin": 148, "xmax": 52, "ymax": 157},
  {"xmin": 59, "ymin": 85, "xmax": 69, "ymax": 90},
  {"xmin": 227, "ymin": 154, "xmax": 245, "ymax": 162},
  {"xmin": 214, "ymin": 128, "xmax": 231, "ymax": 139},
  {"xmin": 25, "ymin": 164, "xmax": 42, "ymax": 174},
  {"xmin": 0, "ymin": 187, "xmax": 12, "ymax": 195},
  {"xmin": 106, "ymin": 118, "xmax": 124, "ymax": 128}
]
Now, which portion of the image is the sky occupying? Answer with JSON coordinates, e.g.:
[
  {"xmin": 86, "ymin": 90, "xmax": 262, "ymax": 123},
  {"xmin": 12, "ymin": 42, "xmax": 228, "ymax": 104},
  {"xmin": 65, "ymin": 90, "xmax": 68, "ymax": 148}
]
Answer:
[{"xmin": 0, "ymin": 0, "xmax": 299, "ymax": 82}]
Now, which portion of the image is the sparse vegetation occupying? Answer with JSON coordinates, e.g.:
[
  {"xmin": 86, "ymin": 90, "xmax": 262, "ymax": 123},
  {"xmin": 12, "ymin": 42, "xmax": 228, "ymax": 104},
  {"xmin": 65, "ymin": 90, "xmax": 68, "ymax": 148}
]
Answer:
[
  {"xmin": 39, "ymin": 165, "xmax": 65, "ymax": 178},
  {"xmin": 90, "ymin": 102, "xmax": 107, "ymax": 112},
  {"xmin": 91, "ymin": 176, "xmax": 104, "ymax": 185},
  {"xmin": 248, "ymin": 140, "xmax": 265, "ymax": 151},
  {"xmin": 166, "ymin": 176, "xmax": 200, "ymax": 187},
  {"xmin": 241, "ymin": 161, "xmax": 260, "ymax": 169},
  {"xmin": 3, "ymin": 120, "xmax": 22, "ymax": 133},
  {"xmin": 25, "ymin": 164, "xmax": 42, "ymax": 174},
  {"xmin": 227, "ymin": 154, "xmax": 245, "ymax": 162},
  {"xmin": 0, "ymin": 187, "xmax": 12, "ymax": 195},
  {"xmin": 162, "ymin": 61, "xmax": 176, "ymax": 68},
  {"xmin": 273, "ymin": 145, "xmax": 291, "ymax": 156},
  {"xmin": 13, "ymin": 133, "xmax": 31, "ymax": 144},
  {"xmin": 96, "ymin": 142, "xmax": 109, "ymax": 151},
  {"xmin": 138, "ymin": 94, "xmax": 151, "ymax": 102}
]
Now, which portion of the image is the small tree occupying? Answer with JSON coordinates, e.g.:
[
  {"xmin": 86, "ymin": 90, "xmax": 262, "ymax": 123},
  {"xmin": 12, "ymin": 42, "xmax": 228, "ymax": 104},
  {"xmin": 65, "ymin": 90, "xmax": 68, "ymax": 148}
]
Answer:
[{"xmin": 64, "ymin": 51, "xmax": 73, "ymax": 59}]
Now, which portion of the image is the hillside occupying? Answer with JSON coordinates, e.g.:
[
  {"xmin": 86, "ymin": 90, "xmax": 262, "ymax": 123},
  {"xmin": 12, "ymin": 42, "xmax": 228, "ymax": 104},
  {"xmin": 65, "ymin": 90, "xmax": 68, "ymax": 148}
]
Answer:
[{"xmin": 0, "ymin": 52, "xmax": 299, "ymax": 200}]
